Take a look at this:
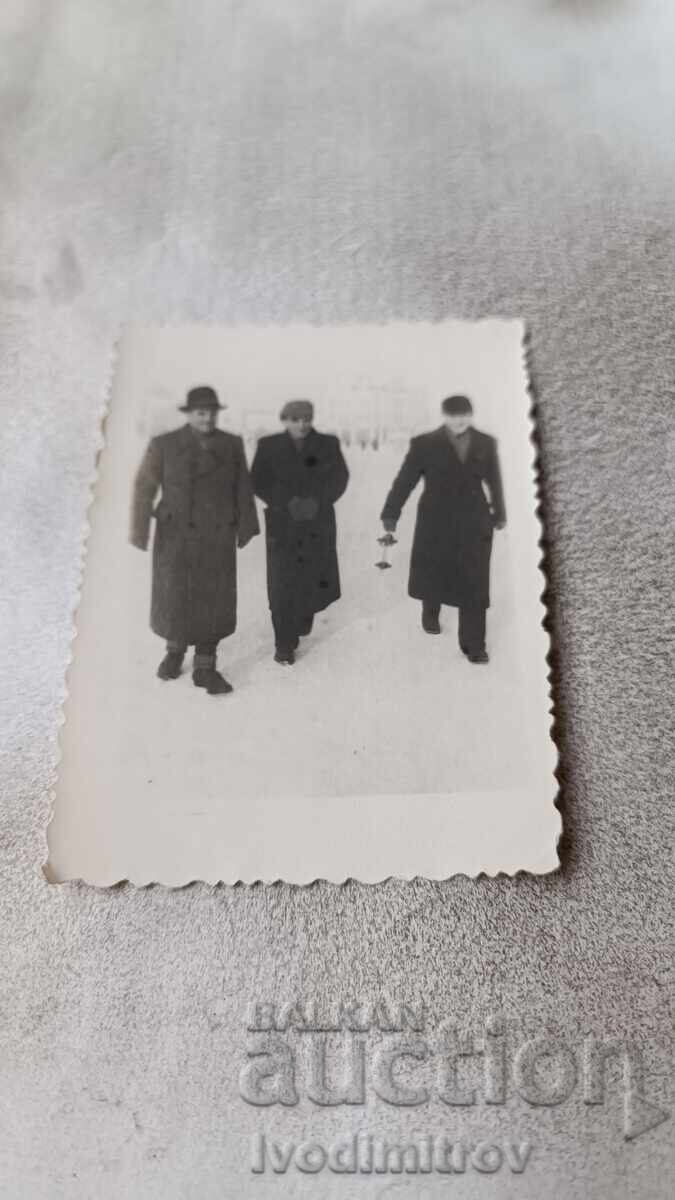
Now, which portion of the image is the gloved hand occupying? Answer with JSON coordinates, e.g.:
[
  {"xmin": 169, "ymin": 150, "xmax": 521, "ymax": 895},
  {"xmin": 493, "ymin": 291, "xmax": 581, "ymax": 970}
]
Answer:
[
  {"xmin": 493, "ymin": 519, "xmax": 506, "ymax": 531},
  {"xmin": 288, "ymin": 495, "xmax": 319, "ymax": 521},
  {"xmin": 382, "ymin": 517, "xmax": 397, "ymax": 533}
]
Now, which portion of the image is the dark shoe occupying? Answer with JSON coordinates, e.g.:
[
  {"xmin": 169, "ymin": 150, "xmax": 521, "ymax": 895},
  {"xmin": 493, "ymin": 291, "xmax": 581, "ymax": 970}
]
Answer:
[
  {"xmin": 157, "ymin": 651, "xmax": 184, "ymax": 680},
  {"xmin": 193, "ymin": 668, "xmax": 233, "ymax": 694},
  {"xmin": 299, "ymin": 614, "xmax": 314, "ymax": 637},
  {"xmin": 422, "ymin": 603, "xmax": 441, "ymax": 634},
  {"xmin": 274, "ymin": 647, "xmax": 296, "ymax": 665},
  {"xmin": 422, "ymin": 614, "xmax": 441, "ymax": 634},
  {"xmin": 467, "ymin": 650, "xmax": 489, "ymax": 664}
]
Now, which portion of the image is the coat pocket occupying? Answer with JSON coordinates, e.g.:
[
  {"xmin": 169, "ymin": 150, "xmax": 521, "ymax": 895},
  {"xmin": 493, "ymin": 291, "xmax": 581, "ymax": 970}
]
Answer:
[{"xmin": 154, "ymin": 501, "xmax": 174, "ymax": 523}]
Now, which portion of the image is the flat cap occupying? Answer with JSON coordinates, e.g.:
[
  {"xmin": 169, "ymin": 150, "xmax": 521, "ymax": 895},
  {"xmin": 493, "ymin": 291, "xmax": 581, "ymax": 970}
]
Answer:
[
  {"xmin": 441, "ymin": 394, "xmax": 473, "ymax": 415},
  {"xmin": 280, "ymin": 398, "xmax": 314, "ymax": 421}
]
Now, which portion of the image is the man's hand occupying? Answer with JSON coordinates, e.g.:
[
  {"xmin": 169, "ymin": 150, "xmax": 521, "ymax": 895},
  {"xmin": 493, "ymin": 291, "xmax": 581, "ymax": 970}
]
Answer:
[
  {"xmin": 382, "ymin": 517, "xmax": 397, "ymax": 534},
  {"xmin": 129, "ymin": 537, "xmax": 147, "ymax": 551},
  {"xmin": 288, "ymin": 496, "xmax": 319, "ymax": 521},
  {"xmin": 493, "ymin": 519, "xmax": 506, "ymax": 531}
]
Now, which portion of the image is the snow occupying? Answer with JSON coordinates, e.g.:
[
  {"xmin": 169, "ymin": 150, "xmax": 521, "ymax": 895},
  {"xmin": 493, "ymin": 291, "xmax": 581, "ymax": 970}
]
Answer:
[
  {"xmin": 114, "ymin": 443, "xmax": 536, "ymax": 803},
  {"xmin": 50, "ymin": 323, "xmax": 558, "ymax": 882}
]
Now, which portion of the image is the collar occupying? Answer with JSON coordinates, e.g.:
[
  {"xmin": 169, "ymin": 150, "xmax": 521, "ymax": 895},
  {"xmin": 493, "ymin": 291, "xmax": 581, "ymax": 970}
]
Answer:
[
  {"xmin": 285, "ymin": 428, "xmax": 316, "ymax": 452},
  {"xmin": 177, "ymin": 423, "xmax": 223, "ymax": 454}
]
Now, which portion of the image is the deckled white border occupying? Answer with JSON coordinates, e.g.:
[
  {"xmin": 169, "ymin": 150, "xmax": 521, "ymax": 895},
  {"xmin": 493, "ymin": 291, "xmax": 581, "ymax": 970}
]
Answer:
[
  {"xmin": 47, "ymin": 328, "xmax": 121, "ymax": 881},
  {"xmin": 47, "ymin": 320, "xmax": 560, "ymax": 885}
]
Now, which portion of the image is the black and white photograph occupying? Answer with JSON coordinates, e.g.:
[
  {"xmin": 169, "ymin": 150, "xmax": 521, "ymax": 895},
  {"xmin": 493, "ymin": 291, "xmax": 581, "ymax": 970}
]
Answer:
[
  {"xmin": 49, "ymin": 321, "xmax": 558, "ymax": 883},
  {"xmin": 4, "ymin": 3, "xmax": 674, "ymax": 1196}
]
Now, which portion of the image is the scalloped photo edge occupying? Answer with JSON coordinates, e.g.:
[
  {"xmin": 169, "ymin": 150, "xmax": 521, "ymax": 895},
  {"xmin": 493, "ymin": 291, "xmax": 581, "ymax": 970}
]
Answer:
[{"xmin": 46, "ymin": 320, "xmax": 560, "ymax": 885}]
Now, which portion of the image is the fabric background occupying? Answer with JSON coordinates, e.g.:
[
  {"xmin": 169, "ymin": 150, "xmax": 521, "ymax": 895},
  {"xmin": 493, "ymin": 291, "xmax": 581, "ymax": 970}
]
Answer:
[{"xmin": 0, "ymin": 1, "xmax": 672, "ymax": 1196}]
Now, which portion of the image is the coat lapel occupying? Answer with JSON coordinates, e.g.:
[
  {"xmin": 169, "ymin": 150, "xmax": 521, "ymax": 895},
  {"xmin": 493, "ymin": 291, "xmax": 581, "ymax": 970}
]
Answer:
[
  {"xmin": 176, "ymin": 425, "xmax": 232, "ymax": 478},
  {"xmin": 199, "ymin": 432, "xmax": 231, "ymax": 476},
  {"xmin": 462, "ymin": 428, "xmax": 480, "ymax": 470},
  {"xmin": 176, "ymin": 424, "xmax": 196, "ymax": 454},
  {"xmin": 282, "ymin": 429, "xmax": 314, "ymax": 476},
  {"xmin": 299, "ymin": 429, "xmax": 320, "ymax": 462},
  {"xmin": 434, "ymin": 425, "xmax": 474, "ymax": 469},
  {"xmin": 433, "ymin": 426, "xmax": 462, "ymax": 468},
  {"xmin": 169, "ymin": 425, "xmax": 196, "ymax": 486}
]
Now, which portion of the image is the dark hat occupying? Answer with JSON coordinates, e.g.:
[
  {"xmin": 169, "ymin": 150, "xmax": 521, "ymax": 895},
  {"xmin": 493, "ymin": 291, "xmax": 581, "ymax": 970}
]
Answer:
[
  {"xmin": 280, "ymin": 398, "xmax": 314, "ymax": 421},
  {"xmin": 179, "ymin": 386, "xmax": 225, "ymax": 412},
  {"xmin": 441, "ymin": 394, "xmax": 473, "ymax": 415}
]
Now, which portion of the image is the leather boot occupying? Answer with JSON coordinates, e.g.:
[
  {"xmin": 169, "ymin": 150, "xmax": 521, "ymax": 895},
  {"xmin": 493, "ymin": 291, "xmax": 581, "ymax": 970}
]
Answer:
[
  {"xmin": 193, "ymin": 668, "xmax": 234, "ymax": 694},
  {"xmin": 157, "ymin": 651, "xmax": 184, "ymax": 680}
]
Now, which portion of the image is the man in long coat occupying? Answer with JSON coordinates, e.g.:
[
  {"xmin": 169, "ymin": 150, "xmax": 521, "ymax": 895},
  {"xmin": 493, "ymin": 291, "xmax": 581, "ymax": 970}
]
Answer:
[
  {"xmin": 381, "ymin": 394, "xmax": 506, "ymax": 663},
  {"xmin": 251, "ymin": 399, "xmax": 349, "ymax": 664},
  {"xmin": 130, "ymin": 386, "xmax": 259, "ymax": 694}
]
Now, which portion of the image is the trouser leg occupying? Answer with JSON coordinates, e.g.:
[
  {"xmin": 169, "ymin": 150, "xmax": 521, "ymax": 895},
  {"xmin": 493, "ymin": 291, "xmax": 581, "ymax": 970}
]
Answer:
[
  {"xmin": 299, "ymin": 609, "xmax": 314, "ymax": 636},
  {"xmin": 458, "ymin": 607, "xmax": 486, "ymax": 655},
  {"xmin": 422, "ymin": 601, "xmax": 440, "ymax": 622},
  {"xmin": 270, "ymin": 561, "xmax": 306, "ymax": 650},
  {"xmin": 421, "ymin": 599, "xmax": 441, "ymax": 633},
  {"xmin": 271, "ymin": 602, "xmax": 300, "ymax": 651},
  {"xmin": 193, "ymin": 641, "xmax": 218, "ymax": 671},
  {"xmin": 271, "ymin": 607, "xmax": 285, "ymax": 649}
]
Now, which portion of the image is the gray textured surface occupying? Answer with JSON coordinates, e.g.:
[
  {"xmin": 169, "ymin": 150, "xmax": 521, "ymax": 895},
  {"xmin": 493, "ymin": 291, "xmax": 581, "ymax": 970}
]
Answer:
[{"xmin": 0, "ymin": 1, "xmax": 672, "ymax": 1196}]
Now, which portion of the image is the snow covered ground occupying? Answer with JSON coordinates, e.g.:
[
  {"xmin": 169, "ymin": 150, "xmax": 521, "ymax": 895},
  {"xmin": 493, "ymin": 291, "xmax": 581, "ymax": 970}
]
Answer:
[
  {"xmin": 205, "ymin": 440, "xmax": 531, "ymax": 799},
  {"xmin": 54, "ymin": 439, "xmax": 552, "ymax": 866}
]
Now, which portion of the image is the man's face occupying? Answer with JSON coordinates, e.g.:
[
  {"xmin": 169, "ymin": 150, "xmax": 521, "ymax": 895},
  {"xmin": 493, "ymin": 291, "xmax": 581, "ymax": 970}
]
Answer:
[
  {"xmin": 444, "ymin": 411, "xmax": 472, "ymax": 436},
  {"xmin": 188, "ymin": 407, "xmax": 217, "ymax": 435},
  {"xmin": 284, "ymin": 415, "xmax": 312, "ymax": 440}
]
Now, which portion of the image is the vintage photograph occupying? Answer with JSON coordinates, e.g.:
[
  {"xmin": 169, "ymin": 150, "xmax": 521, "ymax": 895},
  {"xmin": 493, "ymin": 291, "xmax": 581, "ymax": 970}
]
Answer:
[{"xmin": 49, "ymin": 322, "xmax": 559, "ymax": 883}]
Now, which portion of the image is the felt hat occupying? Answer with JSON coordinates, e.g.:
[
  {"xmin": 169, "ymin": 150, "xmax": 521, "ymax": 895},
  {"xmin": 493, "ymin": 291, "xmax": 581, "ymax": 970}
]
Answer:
[
  {"xmin": 441, "ymin": 394, "xmax": 473, "ymax": 415},
  {"xmin": 280, "ymin": 398, "xmax": 314, "ymax": 421},
  {"xmin": 179, "ymin": 386, "xmax": 225, "ymax": 412}
]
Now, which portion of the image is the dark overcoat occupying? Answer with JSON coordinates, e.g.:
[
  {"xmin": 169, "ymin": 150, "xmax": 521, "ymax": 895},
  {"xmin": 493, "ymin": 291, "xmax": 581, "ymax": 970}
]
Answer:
[
  {"xmin": 381, "ymin": 426, "xmax": 506, "ymax": 609},
  {"xmin": 130, "ymin": 425, "xmax": 260, "ymax": 645},
  {"xmin": 250, "ymin": 430, "xmax": 349, "ymax": 616}
]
